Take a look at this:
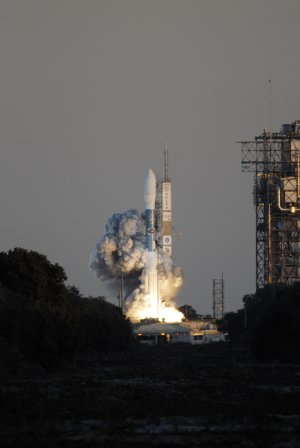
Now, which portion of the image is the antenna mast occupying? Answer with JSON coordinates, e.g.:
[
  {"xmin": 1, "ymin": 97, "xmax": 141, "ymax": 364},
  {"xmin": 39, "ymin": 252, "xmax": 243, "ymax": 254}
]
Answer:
[
  {"xmin": 164, "ymin": 142, "xmax": 169, "ymax": 181},
  {"xmin": 267, "ymin": 79, "xmax": 272, "ymax": 133}
]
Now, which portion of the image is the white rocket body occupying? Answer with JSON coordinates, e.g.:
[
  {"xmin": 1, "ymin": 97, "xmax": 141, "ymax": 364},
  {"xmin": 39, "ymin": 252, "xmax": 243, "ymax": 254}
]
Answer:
[
  {"xmin": 144, "ymin": 168, "xmax": 156, "ymax": 210},
  {"xmin": 144, "ymin": 169, "xmax": 159, "ymax": 318}
]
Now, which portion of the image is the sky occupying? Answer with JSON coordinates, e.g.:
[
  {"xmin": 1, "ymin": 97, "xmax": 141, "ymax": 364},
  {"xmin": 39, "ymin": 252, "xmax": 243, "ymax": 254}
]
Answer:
[{"xmin": 1, "ymin": 0, "xmax": 300, "ymax": 314}]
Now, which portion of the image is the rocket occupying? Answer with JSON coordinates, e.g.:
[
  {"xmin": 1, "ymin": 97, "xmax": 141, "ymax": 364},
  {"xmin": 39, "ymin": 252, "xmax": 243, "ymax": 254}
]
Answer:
[
  {"xmin": 143, "ymin": 169, "xmax": 159, "ymax": 316},
  {"xmin": 144, "ymin": 169, "xmax": 157, "ymax": 252}
]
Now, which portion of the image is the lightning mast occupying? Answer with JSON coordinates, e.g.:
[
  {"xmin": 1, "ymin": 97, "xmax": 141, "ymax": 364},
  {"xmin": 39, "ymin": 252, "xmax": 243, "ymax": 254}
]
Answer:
[
  {"xmin": 213, "ymin": 275, "xmax": 225, "ymax": 320},
  {"xmin": 164, "ymin": 143, "xmax": 169, "ymax": 181}
]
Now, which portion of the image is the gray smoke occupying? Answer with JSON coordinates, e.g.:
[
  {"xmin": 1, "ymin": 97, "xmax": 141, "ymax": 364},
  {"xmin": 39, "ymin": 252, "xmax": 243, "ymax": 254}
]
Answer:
[
  {"xmin": 90, "ymin": 209, "xmax": 183, "ymax": 308},
  {"xmin": 89, "ymin": 209, "xmax": 145, "ymax": 294}
]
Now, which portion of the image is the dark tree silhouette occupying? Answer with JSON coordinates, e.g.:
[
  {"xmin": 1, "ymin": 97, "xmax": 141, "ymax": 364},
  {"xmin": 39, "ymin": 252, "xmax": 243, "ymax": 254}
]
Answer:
[
  {"xmin": 225, "ymin": 283, "xmax": 300, "ymax": 362},
  {"xmin": 178, "ymin": 304, "xmax": 198, "ymax": 320},
  {"xmin": 0, "ymin": 248, "xmax": 133, "ymax": 370}
]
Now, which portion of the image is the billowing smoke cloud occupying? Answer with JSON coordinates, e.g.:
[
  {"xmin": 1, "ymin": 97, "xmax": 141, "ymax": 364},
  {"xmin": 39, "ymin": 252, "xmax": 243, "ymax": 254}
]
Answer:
[
  {"xmin": 89, "ymin": 209, "xmax": 145, "ymax": 294},
  {"xmin": 90, "ymin": 209, "xmax": 183, "ymax": 320}
]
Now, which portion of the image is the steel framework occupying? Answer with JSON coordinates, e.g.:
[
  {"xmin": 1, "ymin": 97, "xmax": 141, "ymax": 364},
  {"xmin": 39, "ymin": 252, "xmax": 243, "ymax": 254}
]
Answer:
[
  {"xmin": 241, "ymin": 121, "xmax": 300, "ymax": 290},
  {"xmin": 213, "ymin": 276, "xmax": 224, "ymax": 320}
]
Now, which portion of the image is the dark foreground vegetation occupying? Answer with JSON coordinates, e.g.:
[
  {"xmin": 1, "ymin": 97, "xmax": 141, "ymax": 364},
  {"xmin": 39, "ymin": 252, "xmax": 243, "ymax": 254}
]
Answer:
[
  {"xmin": 225, "ymin": 283, "xmax": 300, "ymax": 362},
  {"xmin": 0, "ymin": 248, "xmax": 132, "ymax": 371},
  {"xmin": 1, "ymin": 345, "xmax": 300, "ymax": 447},
  {"xmin": 1, "ymin": 248, "xmax": 300, "ymax": 447}
]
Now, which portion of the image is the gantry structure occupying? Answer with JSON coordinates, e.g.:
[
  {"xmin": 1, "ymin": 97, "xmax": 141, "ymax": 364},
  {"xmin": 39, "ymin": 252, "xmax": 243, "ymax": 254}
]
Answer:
[
  {"xmin": 156, "ymin": 145, "xmax": 172, "ymax": 257},
  {"xmin": 241, "ymin": 120, "xmax": 300, "ymax": 290}
]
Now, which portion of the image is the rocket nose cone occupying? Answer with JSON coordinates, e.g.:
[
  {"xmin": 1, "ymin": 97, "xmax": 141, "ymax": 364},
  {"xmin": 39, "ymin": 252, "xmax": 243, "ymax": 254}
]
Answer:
[
  {"xmin": 146, "ymin": 168, "xmax": 156, "ymax": 185},
  {"xmin": 144, "ymin": 168, "xmax": 156, "ymax": 208},
  {"xmin": 144, "ymin": 169, "xmax": 156, "ymax": 193}
]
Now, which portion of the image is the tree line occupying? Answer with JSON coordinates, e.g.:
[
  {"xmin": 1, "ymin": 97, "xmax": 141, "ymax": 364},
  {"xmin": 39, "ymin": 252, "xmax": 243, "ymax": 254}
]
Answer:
[
  {"xmin": 225, "ymin": 283, "xmax": 300, "ymax": 362},
  {"xmin": 1, "ymin": 247, "xmax": 299, "ymax": 369},
  {"xmin": 0, "ymin": 248, "xmax": 132, "ymax": 370}
]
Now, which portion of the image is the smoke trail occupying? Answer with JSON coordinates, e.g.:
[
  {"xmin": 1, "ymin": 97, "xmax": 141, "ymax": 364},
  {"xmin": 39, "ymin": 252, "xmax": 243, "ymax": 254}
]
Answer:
[{"xmin": 90, "ymin": 209, "xmax": 183, "ymax": 320}]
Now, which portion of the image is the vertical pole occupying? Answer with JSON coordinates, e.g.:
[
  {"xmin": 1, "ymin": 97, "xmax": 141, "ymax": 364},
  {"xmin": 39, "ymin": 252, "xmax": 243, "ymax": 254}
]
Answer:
[
  {"xmin": 120, "ymin": 271, "xmax": 124, "ymax": 312},
  {"xmin": 297, "ymin": 148, "xmax": 300, "ymax": 203},
  {"xmin": 268, "ymin": 79, "xmax": 272, "ymax": 134},
  {"xmin": 164, "ymin": 142, "xmax": 168, "ymax": 181},
  {"xmin": 268, "ymin": 203, "xmax": 272, "ymax": 284},
  {"xmin": 157, "ymin": 279, "xmax": 160, "ymax": 321},
  {"xmin": 213, "ymin": 279, "xmax": 216, "ymax": 319},
  {"xmin": 222, "ymin": 273, "xmax": 224, "ymax": 316}
]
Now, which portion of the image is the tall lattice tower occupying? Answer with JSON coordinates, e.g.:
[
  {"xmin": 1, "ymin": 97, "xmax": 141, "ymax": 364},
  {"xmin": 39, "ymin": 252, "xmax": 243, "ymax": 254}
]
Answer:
[
  {"xmin": 213, "ymin": 276, "xmax": 224, "ymax": 320},
  {"xmin": 241, "ymin": 120, "xmax": 300, "ymax": 290}
]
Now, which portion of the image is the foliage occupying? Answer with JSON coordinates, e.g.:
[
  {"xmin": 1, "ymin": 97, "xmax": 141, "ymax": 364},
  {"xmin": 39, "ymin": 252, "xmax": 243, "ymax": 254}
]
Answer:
[
  {"xmin": 178, "ymin": 304, "xmax": 198, "ymax": 320},
  {"xmin": 68, "ymin": 295, "xmax": 132, "ymax": 353},
  {"xmin": 0, "ymin": 248, "xmax": 132, "ymax": 370},
  {"xmin": 225, "ymin": 283, "xmax": 300, "ymax": 362},
  {"xmin": 0, "ymin": 248, "xmax": 67, "ymax": 307}
]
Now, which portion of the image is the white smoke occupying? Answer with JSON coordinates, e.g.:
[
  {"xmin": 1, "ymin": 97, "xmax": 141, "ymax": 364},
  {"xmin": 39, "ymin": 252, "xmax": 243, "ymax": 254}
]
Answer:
[{"xmin": 90, "ymin": 209, "xmax": 183, "ymax": 320}]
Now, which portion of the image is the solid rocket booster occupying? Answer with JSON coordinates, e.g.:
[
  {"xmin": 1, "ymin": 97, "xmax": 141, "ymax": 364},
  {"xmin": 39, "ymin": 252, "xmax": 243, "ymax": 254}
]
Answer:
[
  {"xmin": 144, "ymin": 169, "xmax": 159, "ymax": 317},
  {"xmin": 144, "ymin": 169, "xmax": 156, "ymax": 252}
]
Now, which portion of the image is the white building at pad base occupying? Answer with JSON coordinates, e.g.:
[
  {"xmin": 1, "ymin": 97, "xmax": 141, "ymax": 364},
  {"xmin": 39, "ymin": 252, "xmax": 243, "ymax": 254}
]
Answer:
[{"xmin": 134, "ymin": 322, "xmax": 191, "ymax": 345}]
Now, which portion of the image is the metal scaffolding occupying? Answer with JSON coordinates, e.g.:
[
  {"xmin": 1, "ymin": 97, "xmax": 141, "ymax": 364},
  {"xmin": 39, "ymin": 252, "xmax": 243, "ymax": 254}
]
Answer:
[
  {"xmin": 213, "ymin": 276, "xmax": 224, "ymax": 320},
  {"xmin": 241, "ymin": 121, "xmax": 300, "ymax": 290}
]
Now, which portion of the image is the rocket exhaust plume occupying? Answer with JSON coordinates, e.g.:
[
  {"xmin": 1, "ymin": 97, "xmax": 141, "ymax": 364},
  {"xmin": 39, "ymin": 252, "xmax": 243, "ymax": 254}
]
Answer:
[{"xmin": 90, "ymin": 169, "xmax": 184, "ymax": 323}]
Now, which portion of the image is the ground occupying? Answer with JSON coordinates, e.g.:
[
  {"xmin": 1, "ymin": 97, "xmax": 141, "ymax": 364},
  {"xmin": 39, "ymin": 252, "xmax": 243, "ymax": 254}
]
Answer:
[{"xmin": 1, "ymin": 344, "xmax": 300, "ymax": 447}]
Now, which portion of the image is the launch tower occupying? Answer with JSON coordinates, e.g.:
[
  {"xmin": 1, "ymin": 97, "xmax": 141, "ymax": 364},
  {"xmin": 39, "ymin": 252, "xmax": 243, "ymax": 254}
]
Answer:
[
  {"xmin": 241, "ymin": 120, "xmax": 300, "ymax": 290},
  {"xmin": 156, "ymin": 145, "xmax": 172, "ymax": 256}
]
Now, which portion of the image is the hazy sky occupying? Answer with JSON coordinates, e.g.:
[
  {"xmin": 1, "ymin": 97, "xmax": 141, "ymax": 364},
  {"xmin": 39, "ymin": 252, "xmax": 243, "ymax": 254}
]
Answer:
[{"xmin": 1, "ymin": 0, "xmax": 300, "ymax": 314}]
